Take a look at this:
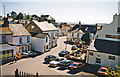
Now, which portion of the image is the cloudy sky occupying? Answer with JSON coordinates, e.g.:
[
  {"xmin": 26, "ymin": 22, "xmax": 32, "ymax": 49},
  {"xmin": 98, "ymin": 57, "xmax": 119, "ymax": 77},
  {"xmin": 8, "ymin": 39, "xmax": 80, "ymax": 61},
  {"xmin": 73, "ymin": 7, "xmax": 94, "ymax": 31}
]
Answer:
[{"xmin": 0, "ymin": 0, "xmax": 119, "ymax": 24}]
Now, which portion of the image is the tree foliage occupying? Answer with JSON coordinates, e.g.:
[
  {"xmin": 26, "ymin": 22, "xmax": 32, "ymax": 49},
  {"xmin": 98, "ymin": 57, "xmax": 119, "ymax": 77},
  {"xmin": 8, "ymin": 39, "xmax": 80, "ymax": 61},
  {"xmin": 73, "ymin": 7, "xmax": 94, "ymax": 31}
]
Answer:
[
  {"xmin": 81, "ymin": 32, "xmax": 91, "ymax": 45},
  {"xmin": 16, "ymin": 12, "xmax": 23, "ymax": 19},
  {"xmin": 108, "ymin": 64, "xmax": 120, "ymax": 76},
  {"xmin": 24, "ymin": 14, "xmax": 31, "ymax": 20}
]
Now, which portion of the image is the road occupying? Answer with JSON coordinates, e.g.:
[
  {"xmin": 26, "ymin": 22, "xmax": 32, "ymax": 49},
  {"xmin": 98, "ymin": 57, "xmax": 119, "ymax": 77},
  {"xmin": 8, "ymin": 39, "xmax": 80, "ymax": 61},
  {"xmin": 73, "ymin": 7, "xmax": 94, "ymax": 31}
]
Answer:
[{"xmin": 2, "ymin": 36, "xmax": 97, "ymax": 76}]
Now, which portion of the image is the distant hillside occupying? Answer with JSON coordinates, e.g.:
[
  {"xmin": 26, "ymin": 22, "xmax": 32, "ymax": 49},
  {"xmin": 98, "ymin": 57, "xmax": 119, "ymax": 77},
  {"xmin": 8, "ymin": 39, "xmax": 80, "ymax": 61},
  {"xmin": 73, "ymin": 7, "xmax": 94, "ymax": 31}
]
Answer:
[{"xmin": 57, "ymin": 22, "xmax": 109, "ymax": 27}]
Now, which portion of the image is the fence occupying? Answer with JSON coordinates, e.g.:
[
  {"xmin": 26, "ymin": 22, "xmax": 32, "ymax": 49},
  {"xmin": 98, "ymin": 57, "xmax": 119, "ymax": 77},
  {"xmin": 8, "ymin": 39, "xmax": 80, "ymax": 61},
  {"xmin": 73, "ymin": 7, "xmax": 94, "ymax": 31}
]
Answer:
[{"xmin": 15, "ymin": 69, "xmax": 39, "ymax": 77}]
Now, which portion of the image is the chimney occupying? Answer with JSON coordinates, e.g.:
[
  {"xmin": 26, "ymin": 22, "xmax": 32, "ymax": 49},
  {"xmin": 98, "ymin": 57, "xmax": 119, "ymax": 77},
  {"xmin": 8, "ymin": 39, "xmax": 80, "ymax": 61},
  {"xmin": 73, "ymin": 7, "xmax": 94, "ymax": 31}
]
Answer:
[
  {"xmin": 2, "ymin": 17, "xmax": 9, "ymax": 27},
  {"xmin": 79, "ymin": 21, "xmax": 81, "ymax": 29}
]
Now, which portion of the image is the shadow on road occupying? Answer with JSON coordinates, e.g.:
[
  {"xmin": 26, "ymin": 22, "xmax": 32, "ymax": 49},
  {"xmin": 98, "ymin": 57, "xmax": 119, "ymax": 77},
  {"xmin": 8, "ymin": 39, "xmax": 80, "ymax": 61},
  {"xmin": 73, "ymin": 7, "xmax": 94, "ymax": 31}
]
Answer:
[
  {"xmin": 43, "ymin": 62, "xmax": 49, "ymax": 64},
  {"xmin": 67, "ymin": 63, "xmax": 100, "ymax": 75},
  {"xmin": 57, "ymin": 67, "xmax": 67, "ymax": 71},
  {"xmin": 48, "ymin": 65, "xmax": 57, "ymax": 68}
]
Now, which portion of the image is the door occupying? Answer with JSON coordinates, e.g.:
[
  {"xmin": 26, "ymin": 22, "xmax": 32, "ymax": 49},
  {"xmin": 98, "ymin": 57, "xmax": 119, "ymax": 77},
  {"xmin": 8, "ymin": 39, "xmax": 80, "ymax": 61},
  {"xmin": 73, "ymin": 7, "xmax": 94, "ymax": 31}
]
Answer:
[{"xmin": 96, "ymin": 58, "xmax": 101, "ymax": 65}]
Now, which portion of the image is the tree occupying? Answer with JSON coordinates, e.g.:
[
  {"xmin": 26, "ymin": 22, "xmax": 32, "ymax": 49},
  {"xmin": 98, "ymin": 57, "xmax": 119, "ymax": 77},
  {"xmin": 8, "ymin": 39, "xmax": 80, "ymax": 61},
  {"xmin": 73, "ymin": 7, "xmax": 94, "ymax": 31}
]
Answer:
[
  {"xmin": 11, "ymin": 11, "xmax": 17, "ymax": 18},
  {"xmin": 16, "ymin": 12, "xmax": 23, "ymax": 19},
  {"xmin": 24, "ymin": 14, "xmax": 31, "ymax": 20},
  {"xmin": 81, "ymin": 32, "xmax": 91, "ymax": 45},
  {"xmin": 108, "ymin": 64, "xmax": 120, "ymax": 76},
  {"xmin": 7, "ymin": 13, "xmax": 9, "ymax": 18}
]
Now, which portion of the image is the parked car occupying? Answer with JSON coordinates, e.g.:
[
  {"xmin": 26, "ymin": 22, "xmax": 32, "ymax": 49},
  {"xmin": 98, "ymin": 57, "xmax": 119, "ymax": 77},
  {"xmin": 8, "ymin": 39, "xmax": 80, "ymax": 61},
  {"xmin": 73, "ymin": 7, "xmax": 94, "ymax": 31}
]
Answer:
[
  {"xmin": 59, "ymin": 50, "xmax": 70, "ymax": 57},
  {"xmin": 68, "ymin": 62, "xmax": 85, "ymax": 71},
  {"xmin": 59, "ymin": 60, "xmax": 74, "ymax": 69},
  {"xmin": 97, "ymin": 67, "xmax": 108, "ymax": 76},
  {"xmin": 21, "ymin": 52, "xmax": 30, "ymax": 58},
  {"xmin": 27, "ymin": 51, "xmax": 38, "ymax": 57},
  {"xmin": 44, "ymin": 55, "xmax": 56, "ymax": 63},
  {"xmin": 49, "ymin": 57, "xmax": 66, "ymax": 67},
  {"xmin": 71, "ymin": 45, "xmax": 77, "ymax": 50}
]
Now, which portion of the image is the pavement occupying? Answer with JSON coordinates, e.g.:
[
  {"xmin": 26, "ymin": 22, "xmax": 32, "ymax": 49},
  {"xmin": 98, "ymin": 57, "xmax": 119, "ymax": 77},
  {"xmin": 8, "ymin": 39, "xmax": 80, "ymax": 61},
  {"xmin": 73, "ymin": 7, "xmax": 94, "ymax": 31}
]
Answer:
[{"xmin": 2, "ymin": 36, "xmax": 99, "ymax": 76}]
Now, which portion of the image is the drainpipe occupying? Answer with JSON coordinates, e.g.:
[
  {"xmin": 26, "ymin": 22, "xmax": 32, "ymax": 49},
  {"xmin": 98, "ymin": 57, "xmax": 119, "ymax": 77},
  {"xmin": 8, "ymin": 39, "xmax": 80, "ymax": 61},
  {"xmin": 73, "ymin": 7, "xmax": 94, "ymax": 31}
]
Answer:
[{"xmin": 86, "ymin": 50, "xmax": 89, "ymax": 63}]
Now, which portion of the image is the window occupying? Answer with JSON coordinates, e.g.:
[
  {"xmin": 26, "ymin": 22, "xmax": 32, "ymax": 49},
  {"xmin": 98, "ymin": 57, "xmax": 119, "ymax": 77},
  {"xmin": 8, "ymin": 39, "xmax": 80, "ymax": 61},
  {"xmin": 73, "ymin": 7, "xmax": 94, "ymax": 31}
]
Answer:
[
  {"xmin": 72, "ymin": 33, "xmax": 74, "ymax": 37},
  {"xmin": 89, "ymin": 52, "xmax": 93, "ymax": 56},
  {"xmin": 46, "ymin": 37, "xmax": 48, "ymax": 42},
  {"xmin": 7, "ymin": 50, "xmax": 9, "ymax": 58},
  {"xmin": 19, "ymin": 37, "xmax": 22, "ymax": 44},
  {"xmin": 22, "ymin": 47, "xmax": 24, "ymax": 52},
  {"xmin": 117, "ymin": 27, "xmax": 120, "ymax": 33},
  {"xmin": 27, "ymin": 36, "xmax": 30, "ymax": 43},
  {"xmin": 31, "ymin": 25, "xmax": 34, "ymax": 29},
  {"xmin": 2, "ymin": 36, "xmax": 6, "ymax": 43},
  {"xmin": 96, "ymin": 58, "xmax": 101, "ymax": 64},
  {"xmin": 51, "ymin": 32, "xmax": 54, "ymax": 37},
  {"xmin": 77, "ymin": 33, "xmax": 79, "ymax": 37},
  {"xmin": 109, "ymin": 55, "xmax": 115, "ymax": 60},
  {"xmin": 106, "ymin": 34, "xmax": 120, "ymax": 39},
  {"xmin": 46, "ymin": 45, "xmax": 48, "ymax": 49}
]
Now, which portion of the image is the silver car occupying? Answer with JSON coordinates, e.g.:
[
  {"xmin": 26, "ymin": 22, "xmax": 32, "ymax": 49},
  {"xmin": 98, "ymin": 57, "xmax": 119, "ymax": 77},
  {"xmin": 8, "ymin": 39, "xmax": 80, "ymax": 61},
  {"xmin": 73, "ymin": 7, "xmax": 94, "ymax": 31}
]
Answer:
[{"xmin": 49, "ymin": 57, "xmax": 66, "ymax": 67}]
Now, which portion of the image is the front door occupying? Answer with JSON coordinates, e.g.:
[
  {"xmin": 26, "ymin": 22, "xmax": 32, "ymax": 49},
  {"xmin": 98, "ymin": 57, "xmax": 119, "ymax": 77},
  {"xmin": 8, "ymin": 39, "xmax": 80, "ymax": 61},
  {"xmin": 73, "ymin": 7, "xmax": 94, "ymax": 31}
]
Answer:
[{"xmin": 96, "ymin": 58, "xmax": 101, "ymax": 65}]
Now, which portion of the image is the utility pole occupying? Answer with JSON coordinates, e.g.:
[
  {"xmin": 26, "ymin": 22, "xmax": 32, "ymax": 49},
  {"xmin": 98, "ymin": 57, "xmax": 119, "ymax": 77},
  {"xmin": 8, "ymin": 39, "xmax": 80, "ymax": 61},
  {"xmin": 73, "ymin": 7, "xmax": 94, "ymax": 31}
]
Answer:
[{"xmin": 3, "ymin": 5, "xmax": 5, "ymax": 17}]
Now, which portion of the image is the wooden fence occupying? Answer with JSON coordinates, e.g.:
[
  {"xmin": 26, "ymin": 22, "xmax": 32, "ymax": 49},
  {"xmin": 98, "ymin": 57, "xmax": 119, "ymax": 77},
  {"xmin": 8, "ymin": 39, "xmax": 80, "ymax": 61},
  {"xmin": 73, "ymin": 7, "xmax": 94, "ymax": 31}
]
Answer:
[{"xmin": 15, "ymin": 69, "xmax": 39, "ymax": 77}]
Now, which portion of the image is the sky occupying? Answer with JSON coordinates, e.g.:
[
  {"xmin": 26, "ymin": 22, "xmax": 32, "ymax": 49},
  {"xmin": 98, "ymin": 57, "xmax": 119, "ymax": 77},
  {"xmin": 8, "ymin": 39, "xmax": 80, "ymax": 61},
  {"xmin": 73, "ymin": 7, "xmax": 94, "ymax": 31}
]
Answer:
[{"xmin": 0, "ymin": 0, "xmax": 119, "ymax": 24}]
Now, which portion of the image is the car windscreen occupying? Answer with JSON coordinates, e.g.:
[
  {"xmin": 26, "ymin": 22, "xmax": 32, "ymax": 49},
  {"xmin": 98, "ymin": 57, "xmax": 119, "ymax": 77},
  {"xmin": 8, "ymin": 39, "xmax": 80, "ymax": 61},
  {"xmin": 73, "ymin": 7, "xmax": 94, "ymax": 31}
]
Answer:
[
  {"xmin": 55, "ymin": 58, "xmax": 59, "ymax": 61},
  {"xmin": 61, "ymin": 51, "xmax": 65, "ymax": 53},
  {"xmin": 100, "ymin": 69, "xmax": 107, "ymax": 72},
  {"xmin": 70, "ymin": 64, "xmax": 77, "ymax": 67}
]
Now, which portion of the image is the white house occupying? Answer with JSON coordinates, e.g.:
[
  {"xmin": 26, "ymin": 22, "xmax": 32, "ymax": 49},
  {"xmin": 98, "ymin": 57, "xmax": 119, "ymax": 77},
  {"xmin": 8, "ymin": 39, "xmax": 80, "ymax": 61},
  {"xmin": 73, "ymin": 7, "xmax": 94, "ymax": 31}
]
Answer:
[
  {"xmin": 58, "ymin": 23, "xmax": 71, "ymax": 36},
  {"xmin": 25, "ymin": 20, "xmax": 58, "ymax": 53},
  {"xmin": 86, "ymin": 14, "xmax": 120, "ymax": 69},
  {"xmin": 31, "ymin": 33, "xmax": 50, "ymax": 53},
  {"xmin": 9, "ymin": 24, "xmax": 31, "ymax": 54},
  {"xmin": 67, "ymin": 28, "xmax": 83, "ymax": 43}
]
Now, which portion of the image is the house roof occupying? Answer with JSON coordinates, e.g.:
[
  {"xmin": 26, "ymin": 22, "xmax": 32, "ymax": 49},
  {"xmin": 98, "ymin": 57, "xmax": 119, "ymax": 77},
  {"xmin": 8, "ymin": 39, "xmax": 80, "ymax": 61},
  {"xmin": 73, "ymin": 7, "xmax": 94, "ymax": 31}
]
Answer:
[
  {"xmin": 35, "ymin": 33, "xmax": 48, "ymax": 39},
  {"xmin": 0, "ymin": 27, "xmax": 13, "ymax": 35},
  {"xmin": 94, "ymin": 38, "xmax": 120, "ymax": 56},
  {"xmin": 32, "ymin": 20, "xmax": 57, "ymax": 31},
  {"xmin": 9, "ymin": 24, "xmax": 31, "ymax": 36},
  {"xmin": 0, "ymin": 44, "xmax": 16, "ymax": 51},
  {"xmin": 94, "ymin": 14, "xmax": 120, "ymax": 55},
  {"xmin": 72, "ymin": 28, "xmax": 83, "ymax": 33},
  {"xmin": 72, "ymin": 24, "xmax": 97, "ymax": 34}
]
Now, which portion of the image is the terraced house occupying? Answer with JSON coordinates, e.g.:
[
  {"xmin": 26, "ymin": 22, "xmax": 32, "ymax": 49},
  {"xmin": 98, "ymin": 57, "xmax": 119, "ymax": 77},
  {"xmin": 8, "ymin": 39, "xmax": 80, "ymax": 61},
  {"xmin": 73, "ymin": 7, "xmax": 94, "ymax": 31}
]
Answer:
[
  {"xmin": 0, "ymin": 20, "xmax": 16, "ymax": 64},
  {"xmin": 9, "ymin": 24, "xmax": 31, "ymax": 54},
  {"xmin": 86, "ymin": 14, "xmax": 120, "ymax": 69}
]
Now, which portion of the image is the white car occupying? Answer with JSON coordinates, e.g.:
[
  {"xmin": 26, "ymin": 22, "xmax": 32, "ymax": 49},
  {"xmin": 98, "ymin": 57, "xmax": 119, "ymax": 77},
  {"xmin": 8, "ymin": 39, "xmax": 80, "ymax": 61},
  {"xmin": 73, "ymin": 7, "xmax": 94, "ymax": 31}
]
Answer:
[{"xmin": 49, "ymin": 57, "xmax": 66, "ymax": 67}]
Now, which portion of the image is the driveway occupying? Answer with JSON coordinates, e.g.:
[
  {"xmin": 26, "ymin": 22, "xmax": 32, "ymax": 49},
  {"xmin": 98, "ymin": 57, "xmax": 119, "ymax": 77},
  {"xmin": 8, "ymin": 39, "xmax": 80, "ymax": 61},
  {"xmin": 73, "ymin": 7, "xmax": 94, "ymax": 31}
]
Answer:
[{"xmin": 2, "ymin": 36, "xmax": 99, "ymax": 76}]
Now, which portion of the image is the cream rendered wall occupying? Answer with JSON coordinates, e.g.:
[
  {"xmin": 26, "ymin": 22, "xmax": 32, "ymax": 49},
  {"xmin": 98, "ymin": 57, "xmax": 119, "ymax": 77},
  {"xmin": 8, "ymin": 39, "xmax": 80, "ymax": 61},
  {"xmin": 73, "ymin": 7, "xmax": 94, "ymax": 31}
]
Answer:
[
  {"xmin": 12, "ymin": 36, "xmax": 31, "ymax": 45},
  {"xmin": 12, "ymin": 37, "xmax": 19, "ymax": 45},
  {"xmin": 31, "ymin": 36, "xmax": 49, "ymax": 53},
  {"xmin": 88, "ymin": 51, "xmax": 120, "ymax": 68}
]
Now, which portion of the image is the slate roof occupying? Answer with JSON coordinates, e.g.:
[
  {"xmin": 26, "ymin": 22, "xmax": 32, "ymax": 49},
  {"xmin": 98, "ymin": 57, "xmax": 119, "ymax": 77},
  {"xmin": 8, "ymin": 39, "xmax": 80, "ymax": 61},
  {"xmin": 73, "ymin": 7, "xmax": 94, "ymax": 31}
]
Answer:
[
  {"xmin": 72, "ymin": 24, "xmax": 97, "ymax": 34},
  {"xmin": 9, "ymin": 24, "xmax": 31, "ymax": 36},
  {"xmin": 35, "ymin": 33, "xmax": 48, "ymax": 39},
  {"xmin": 32, "ymin": 20, "xmax": 57, "ymax": 31},
  {"xmin": 0, "ymin": 27, "xmax": 13, "ymax": 35},
  {"xmin": 94, "ymin": 14, "xmax": 120, "ymax": 55},
  {"xmin": 94, "ymin": 38, "xmax": 120, "ymax": 56}
]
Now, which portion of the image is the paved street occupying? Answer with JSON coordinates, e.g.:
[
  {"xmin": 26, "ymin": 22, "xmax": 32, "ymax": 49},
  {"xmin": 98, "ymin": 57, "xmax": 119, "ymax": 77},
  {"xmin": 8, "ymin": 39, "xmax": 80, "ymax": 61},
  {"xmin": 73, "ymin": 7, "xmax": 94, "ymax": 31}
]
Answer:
[{"xmin": 2, "ymin": 36, "xmax": 98, "ymax": 76}]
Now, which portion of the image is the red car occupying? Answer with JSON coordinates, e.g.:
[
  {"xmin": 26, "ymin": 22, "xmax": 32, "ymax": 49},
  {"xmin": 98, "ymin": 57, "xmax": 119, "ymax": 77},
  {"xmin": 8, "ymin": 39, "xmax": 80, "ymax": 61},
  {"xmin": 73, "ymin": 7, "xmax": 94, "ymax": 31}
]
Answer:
[
  {"xmin": 97, "ymin": 67, "xmax": 108, "ymax": 76},
  {"xmin": 68, "ymin": 62, "xmax": 85, "ymax": 71}
]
